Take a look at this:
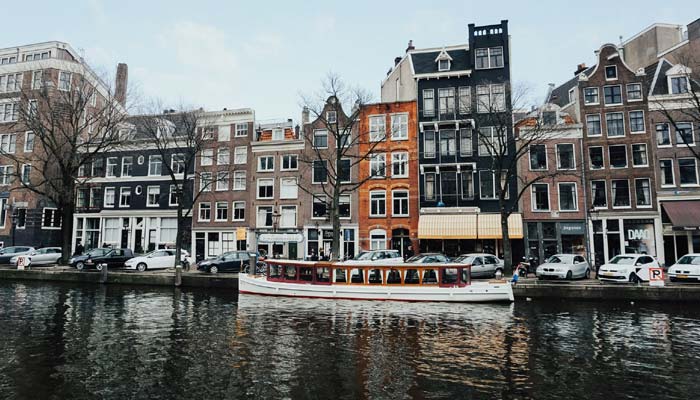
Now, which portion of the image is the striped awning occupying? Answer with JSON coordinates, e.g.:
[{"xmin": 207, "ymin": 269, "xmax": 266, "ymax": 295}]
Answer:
[
  {"xmin": 477, "ymin": 214, "xmax": 524, "ymax": 239},
  {"xmin": 418, "ymin": 214, "xmax": 477, "ymax": 239}
]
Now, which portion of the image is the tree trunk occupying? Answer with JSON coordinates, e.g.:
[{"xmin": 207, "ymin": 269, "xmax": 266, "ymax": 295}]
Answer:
[
  {"xmin": 60, "ymin": 205, "xmax": 74, "ymax": 264},
  {"xmin": 331, "ymin": 192, "xmax": 341, "ymax": 261},
  {"xmin": 501, "ymin": 213, "xmax": 512, "ymax": 275},
  {"xmin": 175, "ymin": 204, "xmax": 183, "ymax": 268}
]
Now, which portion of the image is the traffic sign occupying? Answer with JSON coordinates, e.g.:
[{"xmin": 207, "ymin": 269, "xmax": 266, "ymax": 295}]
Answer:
[
  {"xmin": 17, "ymin": 256, "xmax": 27, "ymax": 270},
  {"xmin": 649, "ymin": 268, "xmax": 664, "ymax": 287}
]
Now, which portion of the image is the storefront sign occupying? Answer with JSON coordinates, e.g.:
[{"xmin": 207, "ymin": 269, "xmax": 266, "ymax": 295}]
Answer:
[
  {"xmin": 627, "ymin": 229, "xmax": 651, "ymax": 240},
  {"xmin": 559, "ymin": 222, "xmax": 585, "ymax": 235},
  {"xmin": 236, "ymin": 228, "xmax": 247, "ymax": 241},
  {"xmin": 258, "ymin": 233, "xmax": 304, "ymax": 244},
  {"xmin": 323, "ymin": 230, "xmax": 334, "ymax": 240}
]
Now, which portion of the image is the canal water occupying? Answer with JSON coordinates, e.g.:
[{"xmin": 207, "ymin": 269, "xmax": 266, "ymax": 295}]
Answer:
[{"xmin": 0, "ymin": 281, "xmax": 698, "ymax": 400}]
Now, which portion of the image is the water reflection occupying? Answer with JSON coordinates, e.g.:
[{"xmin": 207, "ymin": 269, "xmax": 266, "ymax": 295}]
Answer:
[{"xmin": 1, "ymin": 281, "xmax": 700, "ymax": 399}]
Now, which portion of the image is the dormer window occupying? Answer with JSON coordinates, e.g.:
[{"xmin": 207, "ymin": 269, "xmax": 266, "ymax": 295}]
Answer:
[
  {"xmin": 438, "ymin": 59, "xmax": 450, "ymax": 71},
  {"xmin": 272, "ymin": 128, "xmax": 284, "ymax": 141},
  {"xmin": 326, "ymin": 111, "xmax": 337, "ymax": 124},
  {"xmin": 542, "ymin": 111, "xmax": 557, "ymax": 126},
  {"xmin": 435, "ymin": 49, "xmax": 453, "ymax": 72},
  {"xmin": 605, "ymin": 66, "xmax": 618, "ymax": 80},
  {"xmin": 671, "ymin": 76, "xmax": 689, "ymax": 94}
]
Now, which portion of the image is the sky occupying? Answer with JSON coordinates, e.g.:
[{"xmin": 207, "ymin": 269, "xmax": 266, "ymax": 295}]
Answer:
[{"xmin": 3, "ymin": 0, "xmax": 698, "ymax": 120}]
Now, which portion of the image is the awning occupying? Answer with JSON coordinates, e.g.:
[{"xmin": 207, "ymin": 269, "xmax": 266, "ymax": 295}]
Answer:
[
  {"xmin": 477, "ymin": 214, "xmax": 524, "ymax": 239},
  {"xmin": 418, "ymin": 214, "xmax": 477, "ymax": 239},
  {"xmin": 662, "ymin": 201, "xmax": 700, "ymax": 229}
]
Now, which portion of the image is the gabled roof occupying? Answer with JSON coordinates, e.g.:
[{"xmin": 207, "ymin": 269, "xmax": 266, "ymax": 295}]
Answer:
[
  {"xmin": 410, "ymin": 46, "xmax": 470, "ymax": 75},
  {"xmin": 547, "ymin": 65, "xmax": 595, "ymax": 107}
]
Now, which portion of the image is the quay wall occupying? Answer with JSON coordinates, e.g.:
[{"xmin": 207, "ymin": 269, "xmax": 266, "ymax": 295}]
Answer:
[{"xmin": 513, "ymin": 283, "xmax": 700, "ymax": 302}]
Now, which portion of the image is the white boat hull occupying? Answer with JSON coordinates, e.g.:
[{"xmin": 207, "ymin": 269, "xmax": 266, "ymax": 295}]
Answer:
[{"xmin": 239, "ymin": 274, "xmax": 514, "ymax": 303}]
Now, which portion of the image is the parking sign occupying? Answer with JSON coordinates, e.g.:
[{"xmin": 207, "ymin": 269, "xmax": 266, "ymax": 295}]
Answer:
[{"xmin": 649, "ymin": 268, "xmax": 664, "ymax": 287}]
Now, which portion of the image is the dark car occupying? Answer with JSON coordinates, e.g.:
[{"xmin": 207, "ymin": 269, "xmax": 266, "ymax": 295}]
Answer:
[
  {"xmin": 0, "ymin": 246, "xmax": 36, "ymax": 264},
  {"xmin": 406, "ymin": 253, "xmax": 451, "ymax": 264},
  {"xmin": 197, "ymin": 251, "xmax": 263, "ymax": 274},
  {"xmin": 70, "ymin": 248, "xmax": 134, "ymax": 271}
]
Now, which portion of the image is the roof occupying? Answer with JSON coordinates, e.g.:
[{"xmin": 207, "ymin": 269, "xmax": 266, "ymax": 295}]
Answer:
[
  {"xmin": 548, "ymin": 65, "xmax": 596, "ymax": 107},
  {"xmin": 410, "ymin": 47, "xmax": 471, "ymax": 75}
]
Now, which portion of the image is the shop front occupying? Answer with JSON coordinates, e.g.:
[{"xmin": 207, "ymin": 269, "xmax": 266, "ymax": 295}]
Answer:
[
  {"xmin": 524, "ymin": 221, "xmax": 586, "ymax": 266},
  {"xmin": 255, "ymin": 231, "xmax": 304, "ymax": 260},
  {"xmin": 192, "ymin": 227, "xmax": 247, "ymax": 263},
  {"xmin": 661, "ymin": 200, "xmax": 700, "ymax": 265},
  {"xmin": 589, "ymin": 216, "xmax": 660, "ymax": 267},
  {"xmin": 304, "ymin": 225, "xmax": 358, "ymax": 260}
]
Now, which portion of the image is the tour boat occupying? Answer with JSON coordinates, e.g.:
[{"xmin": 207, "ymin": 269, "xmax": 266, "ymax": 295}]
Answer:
[{"xmin": 239, "ymin": 259, "xmax": 514, "ymax": 303}]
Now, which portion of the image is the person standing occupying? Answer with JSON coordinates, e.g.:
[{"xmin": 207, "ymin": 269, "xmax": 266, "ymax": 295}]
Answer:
[
  {"xmin": 74, "ymin": 240, "xmax": 84, "ymax": 256},
  {"xmin": 404, "ymin": 245, "xmax": 414, "ymax": 261}
]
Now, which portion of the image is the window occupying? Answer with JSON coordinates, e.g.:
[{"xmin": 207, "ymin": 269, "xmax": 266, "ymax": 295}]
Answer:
[
  {"xmin": 18, "ymin": 164, "xmax": 31, "ymax": 185},
  {"xmin": 635, "ymin": 178, "xmax": 651, "ymax": 207},
  {"xmin": 475, "ymin": 47, "xmax": 504, "ymax": 69},
  {"xmin": 438, "ymin": 88, "xmax": 455, "ymax": 117},
  {"xmin": 369, "ymin": 116, "xmax": 386, "ymax": 141},
  {"xmin": 627, "ymin": 83, "xmax": 642, "ymax": 101},
  {"xmin": 106, "ymin": 157, "xmax": 118, "ymax": 177},
  {"xmin": 679, "ymin": 158, "xmax": 698, "ymax": 186},
  {"xmin": 312, "ymin": 195, "xmax": 327, "ymax": 218},
  {"xmin": 233, "ymin": 171, "xmax": 246, "ymax": 190},
  {"xmin": 235, "ymin": 122, "xmax": 248, "ymax": 137},
  {"xmin": 119, "ymin": 187, "xmax": 131, "ymax": 207},
  {"xmin": 339, "ymin": 195, "xmax": 351, "ymax": 218},
  {"xmin": 200, "ymin": 172, "xmax": 212, "ymax": 192},
  {"xmin": 272, "ymin": 128, "xmax": 284, "ymax": 141},
  {"xmin": 24, "ymin": 132, "xmax": 34, "ymax": 152},
  {"xmin": 280, "ymin": 177, "xmax": 298, "ymax": 199},
  {"xmin": 337, "ymin": 130, "xmax": 350, "ymax": 148},
  {"xmin": 531, "ymin": 184, "xmax": 550, "ymax": 211},
  {"xmin": 200, "ymin": 149, "xmax": 213, "ymax": 166},
  {"xmin": 215, "ymin": 202, "xmax": 229, "ymax": 221},
  {"xmin": 586, "ymin": 114, "xmax": 602, "ymax": 136},
  {"xmin": 233, "ymin": 147, "xmax": 247, "ymax": 165},
  {"xmin": 89, "ymin": 187, "xmax": 101, "ymax": 208},
  {"xmin": 277, "ymin": 205, "xmax": 296, "ymax": 228},
  {"xmin": 612, "ymin": 180, "xmax": 630, "ymax": 207},
  {"xmin": 42, "ymin": 208, "xmax": 62, "ymax": 229},
  {"xmin": 424, "ymin": 131, "xmax": 436, "ymax": 158},
  {"xmin": 440, "ymin": 130, "xmax": 456, "ymax": 156},
  {"xmin": 233, "ymin": 201, "xmax": 245, "ymax": 221},
  {"xmin": 31, "ymin": 71, "xmax": 43, "ymax": 89},
  {"xmin": 423, "ymin": 89, "xmax": 435, "ymax": 117},
  {"xmin": 558, "ymin": 183, "xmax": 577, "ymax": 211},
  {"xmin": 326, "ymin": 111, "xmax": 337, "ymax": 124},
  {"xmin": 632, "ymin": 144, "xmax": 648, "ymax": 167},
  {"xmin": 257, "ymin": 206, "xmax": 273, "ymax": 228},
  {"xmin": 370, "ymin": 229, "xmax": 387, "ymax": 251},
  {"xmin": 425, "ymin": 173, "xmax": 436, "ymax": 200},
  {"xmin": 676, "ymin": 122, "xmax": 694, "ymax": 146},
  {"xmin": 591, "ymin": 180, "xmax": 607, "ymax": 208},
  {"xmin": 584, "ymin": 87, "xmax": 599, "ymax": 104},
  {"xmin": 458, "ymin": 87, "xmax": 471, "ymax": 114},
  {"xmin": 605, "ymin": 65, "xmax": 617, "ymax": 80},
  {"xmin": 542, "ymin": 111, "xmax": 557, "ymax": 126},
  {"xmin": 258, "ymin": 156, "xmax": 274, "ymax": 172},
  {"xmin": 169, "ymin": 185, "xmax": 180, "ymax": 206},
  {"xmin": 370, "ymin": 190, "xmax": 386, "ymax": 216},
  {"xmin": 216, "ymin": 171, "xmax": 229, "ymax": 191},
  {"xmin": 476, "ymin": 85, "xmax": 489, "ymax": 113},
  {"xmin": 257, "ymin": 178, "xmax": 274, "ymax": 199},
  {"xmin": 589, "ymin": 147, "xmax": 604, "ymax": 169},
  {"xmin": 391, "ymin": 152, "xmax": 408, "ymax": 178},
  {"xmin": 479, "ymin": 170, "xmax": 495, "ymax": 199},
  {"xmin": 312, "ymin": 160, "xmax": 327, "ymax": 183},
  {"xmin": 671, "ymin": 76, "xmax": 689, "ymax": 94},
  {"xmin": 461, "ymin": 171, "xmax": 474, "ymax": 199},
  {"xmin": 529, "ymin": 145, "xmax": 547, "ymax": 170},
  {"xmin": 660, "ymin": 160, "xmax": 674, "ymax": 186},
  {"xmin": 603, "ymin": 85, "xmax": 622, "ymax": 105},
  {"xmin": 217, "ymin": 148, "xmax": 230, "ymax": 165},
  {"xmin": 369, "ymin": 154, "xmax": 386, "ymax": 178},
  {"xmin": 199, "ymin": 203, "xmax": 211, "ymax": 221},
  {"xmin": 313, "ymin": 129, "xmax": 328, "ymax": 148},
  {"xmin": 478, "ymin": 127, "xmax": 503, "ymax": 156},
  {"xmin": 77, "ymin": 188, "xmax": 87, "ymax": 208},
  {"xmin": 202, "ymin": 127, "xmax": 215, "ymax": 140},
  {"xmin": 390, "ymin": 113, "xmax": 408, "ymax": 140},
  {"xmin": 281, "ymin": 154, "xmax": 298, "ymax": 170},
  {"xmin": 606, "ymin": 113, "xmax": 624, "ymax": 137},
  {"xmin": 218, "ymin": 125, "xmax": 231, "ymax": 141},
  {"xmin": 438, "ymin": 59, "xmax": 450, "ymax": 71},
  {"xmin": 609, "ymin": 145, "xmax": 627, "ymax": 168},
  {"xmin": 492, "ymin": 84, "xmax": 506, "ymax": 111},
  {"xmin": 392, "ymin": 190, "xmax": 409, "ymax": 216},
  {"xmin": 58, "ymin": 71, "xmax": 71, "ymax": 91},
  {"xmin": 171, "ymin": 153, "xmax": 185, "ymax": 174},
  {"xmin": 656, "ymin": 123, "xmax": 671, "ymax": 146},
  {"xmin": 0, "ymin": 165, "xmax": 13, "ymax": 185},
  {"xmin": 104, "ymin": 187, "xmax": 115, "ymax": 207},
  {"xmin": 459, "ymin": 128, "xmax": 472, "ymax": 156},
  {"xmin": 149, "ymin": 155, "xmax": 163, "ymax": 175},
  {"xmin": 339, "ymin": 158, "xmax": 351, "ymax": 183},
  {"xmin": 147, "ymin": 186, "xmax": 160, "ymax": 207},
  {"xmin": 556, "ymin": 144, "xmax": 575, "ymax": 170},
  {"xmin": 28, "ymin": 99, "xmax": 38, "ymax": 118},
  {"xmin": 0, "ymin": 133, "xmax": 16, "ymax": 153},
  {"xmin": 121, "ymin": 156, "xmax": 133, "ymax": 177},
  {"xmin": 629, "ymin": 111, "xmax": 645, "ymax": 133},
  {"xmin": 16, "ymin": 208, "xmax": 26, "ymax": 229}
]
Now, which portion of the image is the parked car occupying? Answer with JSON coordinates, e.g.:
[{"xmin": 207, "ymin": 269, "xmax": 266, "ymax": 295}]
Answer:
[
  {"xmin": 10, "ymin": 247, "xmax": 62, "ymax": 266},
  {"xmin": 124, "ymin": 249, "xmax": 193, "ymax": 272},
  {"xmin": 452, "ymin": 253, "xmax": 504, "ymax": 278},
  {"xmin": 536, "ymin": 254, "xmax": 591, "ymax": 280},
  {"xmin": 598, "ymin": 254, "xmax": 659, "ymax": 283},
  {"xmin": 71, "ymin": 248, "xmax": 134, "ymax": 271},
  {"xmin": 340, "ymin": 249, "xmax": 404, "ymax": 265},
  {"xmin": 197, "ymin": 251, "xmax": 262, "ymax": 273},
  {"xmin": 0, "ymin": 246, "xmax": 36, "ymax": 264},
  {"xmin": 668, "ymin": 254, "xmax": 700, "ymax": 282},
  {"xmin": 406, "ymin": 253, "xmax": 451, "ymax": 264}
]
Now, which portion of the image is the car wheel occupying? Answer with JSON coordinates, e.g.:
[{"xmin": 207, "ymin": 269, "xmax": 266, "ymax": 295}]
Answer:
[
  {"xmin": 585, "ymin": 269, "xmax": 591, "ymax": 279},
  {"xmin": 494, "ymin": 268, "xmax": 503, "ymax": 278},
  {"xmin": 210, "ymin": 266, "xmax": 218, "ymax": 274},
  {"xmin": 628, "ymin": 273, "xmax": 639, "ymax": 283},
  {"xmin": 76, "ymin": 261, "xmax": 85, "ymax": 271},
  {"xmin": 137, "ymin": 263, "xmax": 147, "ymax": 272},
  {"xmin": 96, "ymin": 264, "xmax": 103, "ymax": 272},
  {"xmin": 566, "ymin": 271, "xmax": 573, "ymax": 280}
]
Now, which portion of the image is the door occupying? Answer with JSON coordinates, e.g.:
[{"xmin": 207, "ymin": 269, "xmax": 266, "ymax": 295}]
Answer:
[
  {"xmin": 222, "ymin": 253, "xmax": 241, "ymax": 271},
  {"xmin": 148, "ymin": 229, "xmax": 157, "ymax": 252},
  {"xmin": 289, "ymin": 243, "xmax": 298, "ymax": 260},
  {"xmin": 471, "ymin": 257, "xmax": 486, "ymax": 277},
  {"xmin": 636, "ymin": 256, "xmax": 655, "ymax": 281},
  {"xmin": 195, "ymin": 233, "xmax": 205, "ymax": 262},
  {"xmin": 134, "ymin": 230, "xmax": 144, "ymax": 254},
  {"xmin": 573, "ymin": 255, "xmax": 587, "ymax": 277},
  {"xmin": 484, "ymin": 256, "xmax": 499, "ymax": 276}
]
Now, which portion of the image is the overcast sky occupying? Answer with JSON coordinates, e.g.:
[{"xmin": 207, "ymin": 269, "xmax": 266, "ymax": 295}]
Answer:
[{"xmin": 4, "ymin": 0, "xmax": 698, "ymax": 120}]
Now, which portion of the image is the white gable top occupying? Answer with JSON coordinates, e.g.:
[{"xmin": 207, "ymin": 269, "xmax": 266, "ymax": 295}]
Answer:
[
  {"xmin": 666, "ymin": 64, "xmax": 692, "ymax": 76},
  {"xmin": 434, "ymin": 48, "xmax": 453, "ymax": 62}
]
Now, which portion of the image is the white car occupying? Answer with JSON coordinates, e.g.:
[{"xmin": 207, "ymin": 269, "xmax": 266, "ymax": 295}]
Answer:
[
  {"xmin": 10, "ymin": 247, "xmax": 62, "ymax": 266},
  {"xmin": 124, "ymin": 249, "xmax": 193, "ymax": 272},
  {"xmin": 598, "ymin": 254, "xmax": 659, "ymax": 283},
  {"xmin": 536, "ymin": 254, "xmax": 590, "ymax": 280},
  {"xmin": 452, "ymin": 253, "xmax": 504, "ymax": 278},
  {"xmin": 340, "ymin": 250, "xmax": 405, "ymax": 265},
  {"xmin": 668, "ymin": 254, "xmax": 700, "ymax": 282}
]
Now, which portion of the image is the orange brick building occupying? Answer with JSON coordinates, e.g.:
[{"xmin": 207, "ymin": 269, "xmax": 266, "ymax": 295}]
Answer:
[{"xmin": 358, "ymin": 101, "xmax": 418, "ymax": 258}]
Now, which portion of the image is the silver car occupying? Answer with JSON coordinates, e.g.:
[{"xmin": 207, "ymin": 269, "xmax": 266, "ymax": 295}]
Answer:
[
  {"xmin": 453, "ymin": 253, "xmax": 504, "ymax": 278},
  {"xmin": 536, "ymin": 254, "xmax": 591, "ymax": 280},
  {"xmin": 10, "ymin": 247, "xmax": 62, "ymax": 266}
]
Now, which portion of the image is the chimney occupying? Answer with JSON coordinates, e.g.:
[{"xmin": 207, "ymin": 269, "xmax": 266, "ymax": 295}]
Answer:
[
  {"xmin": 115, "ymin": 63, "xmax": 128, "ymax": 107},
  {"xmin": 405, "ymin": 40, "xmax": 414, "ymax": 53},
  {"xmin": 394, "ymin": 56, "xmax": 402, "ymax": 66},
  {"xmin": 301, "ymin": 107, "xmax": 310, "ymax": 125},
  {"xmin": 574, "ymin": 63, "xmax": 587, "ymax": 75}
]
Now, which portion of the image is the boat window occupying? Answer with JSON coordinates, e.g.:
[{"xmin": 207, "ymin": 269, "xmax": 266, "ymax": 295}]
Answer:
[
  {"xmin": 269, "ymin": 264, "xmax": 281, "ymax": 279},
  {"xmin": 334, "ymin": 268, "xmax": 347, "ymax": 283},
  {"xmin": 422, "ymin": 269, "xmax": 438, "ymax": 284},
  {"xmin": 283, "ymin": 265, "xmax": 297, "ymax": 280},
  {"xmin": 386, "ymin": 269, "xmax": 402, "ymax": 284},
  {"xmin": 368, "ymin": 269, "xmax": 383, "ymax": 284},
  {"xmin": 299, "ymin": 267, "xmax": 313, "ymax": 281},
  {"xmin": 315, "ymin": 267, "xmax": 330, "ymax": 283},
  {"xmin": 441, "ymin": 268, "xmax": 459, "ymax": 284},
  {"xmin": 404, "ymin": 269, "xmax": 420, "ymax": 284},
  {"xmin": 461, "ymin": 268, "xmax": 470, "ymax": 284},
  {"xmin": 350, "ymin": 268, "xmax": 364, "ymax": 283}
]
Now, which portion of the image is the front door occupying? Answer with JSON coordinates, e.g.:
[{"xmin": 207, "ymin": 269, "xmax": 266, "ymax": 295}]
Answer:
[
  {"xmin": 148, "ymin": 229, "xmax": 157, "ymax": 252},
  {"xmin": 134, "ymin": 230, "xmax": 144, "ymax": 254},
  {"xmin": 195, "ymin": 233, "xmax": 205, "ymax": 262},
  {"xmin": 121, "ymin": 229, "xmax": 129, "ymax": 249},
  {"xmin": 289, "ymin": 243, "xmax": 298, "ymax": 260}
]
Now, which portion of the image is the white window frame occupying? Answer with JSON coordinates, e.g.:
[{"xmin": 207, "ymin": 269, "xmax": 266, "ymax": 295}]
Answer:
[
  {"xmin": 200, "ymin": 172, "xmax": 212, "ymax": 192},
  {"xmin": 603, "ymin": 85, "xmax": 623, "ymax": 106},
  {"xmin": 604, "ymin": 65, "xmax": 618, "ymax": 81},
  {"xmin": 626, "ymin": 83, "xmax": 643, "ymax": 102},
  {"xmin": 659, "ymin": 159, "xmax": 675, "ymax": 187},
  {"xmin": 232, "ymin": 201, "xmax": 246, "ymax": 221},
  {"xmin": 611, "ymin": 179, "xmax": 632, "ymax": 209},
  {"xmin": 21, "ymin": 164, "xmax": 31, "ymax": 185},
  {"xmin": 198, "ymin": 202, "xmax": 211, "ymax": 222},
  {"xmin": 313, "ymin": 129, "xmax": 328, "ymax": 149},
  {"xmin": 280, "ymin": 177, "xmax": 298, "ymax": 199},
  {"xmin": 675, "ymin": 122, "xmax": 695, "ymax": 147},
  {"xmin": 605, "ymin": 112, "xmax": 625, "ymax": 137},
  {"xmin": 280, "ymin": 205, "xmax": 297, "ymax": 228},
  {"xmin": 104, "ymin": 187, "xmax": 115, "ymax": 207},
  {"xmin": 531, "ymin": 183, "xmax": 550, "ymax": 212},
  {"xmin": 326, "ymin": 111, "xmax": 337, "ymax": 124},
  {"xmin": 235, "ymin": 122, "xmax": 248, "ymax": 137},
  {"xmin": 256, "ymin": 206, "xmax": 274, "ymax": 228},
  {"xmin": 391, "ymin": 189, "xmax": 409, "ymax": 217},
  {"xmin": 589, "ymin": 146, "xmax": 605, "ymax": 170},
  {"xmin": 634, "ymin": 178, "xmax": 653, "ymax": 208},
  {"xmin": 529, "ymin": 144, "xmax": 547, "ymax": 171},
  {"xmin": 272, "ymin": 128, "xmax": 284, "ymax": 141},
  {"xmin": 339, "ymin": 195, "xmax": 351, "ymax": 219},
  {"xmin": 608, "ymin": 144, "xmax": 628, "ymax": 169},
  {"xmin": 629, "ymin": 110, "xmax": 646, "ymax": 134},
  {"xmin": 585, "ymin": 114, "xmax": 602, "ymax": 137},
  {"xmin": 148, "ymin": 155, "xmax": 163, "ymax": 176},
  {"xmin": 218, "ymin": 125, "xmax": 231, "ymax": 141},
  {"xmin": 479, "ymin": 170, "xmax": 496, "ymax": 200},
  {"xmin": 369, "ymin": 153, "xmax": 386, "ymax": 178},
  {"xmin": 257, "ymin": 178, "xmax": 274, "ymax": 199},
  {"xmin": 556, "ymin": 143, "xmax": 576, "ymax": 170},
  {"xmin": 391, "ymin": 152, "xmax": 409, "ymax": 178},
  {"xmin": 215, "ymin": 201, "xmax": 229, "ymax": 222},
  {"xmin": 58, "ymin": 71, "xmax": 71, "ymax": 91},
  {"xmin": 233, "ymin": 170, "xmax": 246, "ymax": 190},
  {"xmin": 200, "ymin": 149, "xmax": 214, "ymax": 166},
  {"xmin": 217, "ymin": 148, "xmax": 230, "ymax": 165},
  {"xmin": 258, "ymin": 155, "xmax": 275, "ymax": 172},
  {"xmin": 234, "ymin": 146, "xmax": 247, "ymax": 164},
  {"xmin": 146, "ymin": 185, "xmax": 160, "ymax": 207},
  {"xmin": 24, "ymin": 131, "xmax": 34, "ymax": 153},
  {"xmin": 41, "ymin": 208, "xmax": 61, "ymax": 230},
  {"xmin": 679, "ymin": 158, "xmax": 699, "ymax": 187},
  {"xmin": 631, "ymin": 143, "xmax": 649, "ymax": 167},
  {"xmin": 121, "ymin": 156, "xmax": 133, "ymax": 177},
  {"xmin": 583, "ymin": 87, "xmax": 599, "ymax": 105},
  {"xmin": 169, "ymin": 185, "xmax": 180, "ymax": 206},
  {"xmin": 119, "ymin": 187, "xmax": 131, "ymax": 208},
  {"xmin": 106, "ymin": 157, "xmax": 118, "ymax": 177},
  {"xmin": 474, "ymin": 46, "xmax": 504, "ymax": 69},
  {"xmin": 281, "ymin": 154, "xmax": 298, "ymax": 171},
  {"xmin": 557, "ymin": 182, "xmax": 578, "ymax": 212},
  {"xmin": 390, "ymin": 113, "xmax": 408, "ymax": 140},
  {"xmin": 312, "ymin": 160, "xmax": 327, "ymax": 184},
  {"xmin": 369, "ymin": 115, "xmax": 386, "ymax": 142},
  {"xmin": 216, "ymin": 171, "xmax": 229, "ymax": 191},
  {"xmin": 369, "ymin": 190, "xmax": 387, "ymax": 217}
]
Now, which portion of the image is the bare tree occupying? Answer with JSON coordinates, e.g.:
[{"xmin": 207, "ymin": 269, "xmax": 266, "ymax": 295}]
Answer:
[
  {"xmin": 1, "ymin": 69, "xmax": 129, "ymax": 262},
  {"xmin": 298, "ymin": 74, "xmax": 386, "ymax": 261}
]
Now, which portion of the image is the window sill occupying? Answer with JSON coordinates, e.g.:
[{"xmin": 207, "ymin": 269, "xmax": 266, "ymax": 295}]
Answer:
[
  {"xmin": 632, "ymin": 165, "xmax": 649, "ymax": 168},
  {"xmin": 604, "ymin": 103, "xmax": 623, "ymax": 107},
  {"xmin": 558, "ymin": 209, "xmax": 579, "ymax": 213},
  {"xmin": 631, "ymin": 131, "xmax": 646, "ymax": 134},
  {"xmin": 584, "ymin": 102, "xmax": 600, "ymax": 106},
  {"xmin": 146, "ymin": 204, "xmax": 159, "ymax": 208},
  {"xmin": 215, "ymin": 219, "xmax": 228, "ymax": 223},
  {"xmin": 612, "ymin": 206, "xmax": 632, "ymax": 209},
  {"xmin": 531, "ymin": 210, "xmax": 551, "ymax": 213},
  {"xmin": 680, "ymin": 184, "xmax": 700, "ymax": 188},
  {"xmin": 660, "ymin": 185, "xmax": 676, "ymax": 189},
  {"xmin": 392, "ymin": 214, "xmax": 409, "ymax": 218},
  {"xmin": 636, "ymin": 205, "xmax": 653, "ymax": 209},
  {"xmin": 280, "ymin": 168, "xmax": 299, "ymax": 172},
  {"xmin": 677, "ymin": 144, "xmax": 696, "ymax": 147},
  {"xmin": 391, "ymin": 138, "xmax": 408, "ymax": 142},
  {"xmin": 369, "ymin": 215, "xmax": 386, "ymax": 218},
  {"xmin": 657, "ymin": 145, "xmax": 673, "ymax": 148},
  {"xmin": 628, "ymin": 99, "xmax": 643, "ymax": 102}
]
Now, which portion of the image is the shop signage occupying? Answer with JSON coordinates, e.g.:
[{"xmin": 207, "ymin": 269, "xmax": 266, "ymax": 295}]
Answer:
[
  {"xmin": 323, "ymin": 230, "xmax": 334, "ymax": 240},
  {"xmin": 236, "ymin": 228, "xmax": 247, "ymax": 241},
  {"xmin": 258, "ymin": 233, "xmax": 304, "ymax": 244},
  {"xmin": 627, "ymin": 229, "xmax": 651, "ymax": 240},
  {"xmin": 559, "ymin": 222, "xmax": 585, "ymax": 235}
]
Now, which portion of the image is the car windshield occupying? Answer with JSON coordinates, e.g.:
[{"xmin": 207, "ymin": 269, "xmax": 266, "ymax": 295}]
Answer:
[
  {"xmin": 455, "ymin": 256, "xmax": 474, "ymax": 263},
  {"xmin": 406, "ymin": 255, "xmax": 424, "ymax": 263},
  {"xmin": 86, "ymin": 248, "xmax": 109, "ymax": 257},
  {"xmin": 677, "ymin": 255, "xmax": 700, "ymax": 265},
  {"xmin": 609, "ymin": 256, "xmax": 636, "ymax": 265},
  {"xmin": 546, "ymin": 256, "xmax": 569, "ymax": 264},
  {"xmin": 356, "ymin": 252, "xmax": 374, "ymax": 260}
]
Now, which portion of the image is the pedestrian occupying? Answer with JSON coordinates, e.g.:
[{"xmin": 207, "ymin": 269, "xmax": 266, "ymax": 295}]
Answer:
[
  {"xmin": 510, "ymin": 269, "xmax": 519, "ymax": 286},
  {"xmin": 309, "ymin": 249, "xmax": 319, "ymax": 261},
  {"xmin": 74, "ymin": 240, "xmax": 84, "ymax": 256},
  {"xmin": 319, "ymin": 249, "xmax": 326, "ymax": 261},
  {"xmin": 404, "ymin": 245, "xmax": 414, "ymax": 261}
]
